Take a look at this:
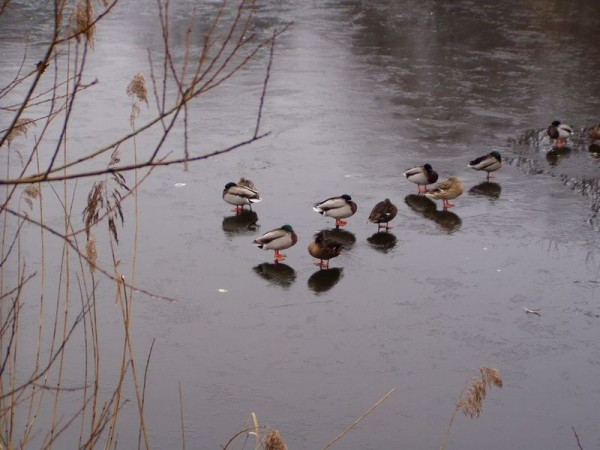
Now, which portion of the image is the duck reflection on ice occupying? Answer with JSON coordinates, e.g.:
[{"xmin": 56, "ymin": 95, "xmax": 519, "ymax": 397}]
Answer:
[
  {"xmin": 253, "ymin": 262, "xmax": 296, "ymax": 288},
  {"xmin": 546, "ymin": 146, "xmax": 571, "ymax": 166},
  {"xmin": 468, "ymin": 181, "xmax": 501, "ymax": 200},
  {"xmin": 318, "ymin": 228, "xmax": 356, "ymax": 249},
  {"xmin": 222, "ymin": 210, "xmax": 259, "ymax": 236},
  {"xmin": 404, "ymin": 194, "xmax": 462, "ymax": 233},
  {"xmin": 307, "ymin": 267, "xmax": 343, "ymax": 293},
  {"xmin": 367, "ymin": 231, "xmax": 397, "ymax": 253}
]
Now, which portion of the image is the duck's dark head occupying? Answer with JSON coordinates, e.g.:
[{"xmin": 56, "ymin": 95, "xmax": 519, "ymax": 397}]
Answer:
[
  {"xmin": 424, "ymin": 163, "xmax": 433, "ymax": 172},
  {"xmin": 225, "ymin": 182, "xmax": 237, "ymax": 189},
  {"xmin": 281, "ymin": 224, "xmax": 294, "ymax": 233},
  {"xmin": 341, "ymin": 194, "xmax": 352, "ymax": 201},
  {"xmin": 551, "ymin": 120, "xmax": 561, "ymax": 127},
  {"xmin": 491, "ymin": 151, "xmax": 501, "ymax": 160}
]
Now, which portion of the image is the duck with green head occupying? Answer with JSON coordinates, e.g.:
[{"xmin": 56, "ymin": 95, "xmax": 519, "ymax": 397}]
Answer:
[
  {"xmin": 253, "ymin": 225, "xmax": 298, "ymax": 262},
  {"xmin": 547, "ymin": 120, "xmax": 572, "ymax": 148},
  {"xmin": 223, "ymin": 180, "xmax": 262, "ymax": 214},
  {"xmin": 403, "ymin": 164, "xmax": 439, "ymax": 193}
]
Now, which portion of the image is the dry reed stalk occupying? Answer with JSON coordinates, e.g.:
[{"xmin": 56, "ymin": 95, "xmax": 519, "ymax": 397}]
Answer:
[
  {"xmin": 178, "ymin": 382, "xmax": 186, "ymax": 450},
  {"xmin": 252, "ymin": 411, "xmax": 261, "ymax": 447},
  {"xmin": 440, "ymin": 367, "xmax": 503, "ymax": 450},
  {"xmin": 321, "ymin": 387, "xmax": 396, "ymax": 450}
]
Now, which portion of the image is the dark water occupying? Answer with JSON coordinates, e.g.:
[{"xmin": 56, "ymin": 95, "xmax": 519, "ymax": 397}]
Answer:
[{"xmin": 2, "ymin": 0, "xmax": 600, "ymax": 449}]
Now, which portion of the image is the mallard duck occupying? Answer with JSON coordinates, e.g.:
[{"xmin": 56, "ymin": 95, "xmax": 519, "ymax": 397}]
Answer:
[
  {"xmin": 252, "ymin": 225, "xmax": 297, "ymax": 262},
  {"xmin": 308, "ymin": 232, "xmax": 343, "ymax": 269},
  {"xmin": 313, "ymin": 194, "xmax": 357, "ymax": 228},
  {"xmin": 468, "ymin": 151, "xmax": 502, "ymax": 180},
  {"xmin": 368, "ymin": 198, "xmax": 398, "ymax": 230},
  {"xmin": 223, "ymin": 181, "xmax": 262, "ymax": 214},
  {"xmin": 547, "ymin": 120, "xmax": 572, "ymax": 148},
  {"xmin": 403, "ymin": 164, "xmax": 439, "ymax": 193},
  {"xmin": 424, "ymin": 177, "xmax": 464, "ymax": 209}
]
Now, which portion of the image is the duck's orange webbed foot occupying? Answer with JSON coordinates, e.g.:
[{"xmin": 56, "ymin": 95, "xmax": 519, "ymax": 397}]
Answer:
[
  {"xmin": 443, "ymin": 200, "xmax": 455, "ymax": 209},
  {"xmin": 335, "ymin": 218, "xmax": 347, "ymax": 228},
  {"xmin": 274, "ymin": 250, "xmax": 286, "ymax": 262}
]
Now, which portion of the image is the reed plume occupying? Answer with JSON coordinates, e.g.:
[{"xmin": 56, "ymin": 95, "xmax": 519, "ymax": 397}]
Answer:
[
  {"xmin": 126, "ymin": 72, "xmax": 148, "ymax": 104},
  {"xmin": 70, "ymin": 0, "xmax": 96, "ymax": 47},
  {"xmin": 440, "ymin": 367, "xmax": 503, "ymax": 450},
  {"xmin": 457, "ymin": 367, "xmax": 503, "ymax": 418},
  {"xmin": 86, "ymin": 233, "xmax": 98, "ymax": 272},
  {"xmin": 5, "ymin": 117, "xmax": 34, "ymax": 147},
  {"xmin": 22, "ymin": 184, "xmax": 41, "ymax": 209},
  {"xmin": 264, "ymin": 429, "xmax": 288, "ymax": 450}
]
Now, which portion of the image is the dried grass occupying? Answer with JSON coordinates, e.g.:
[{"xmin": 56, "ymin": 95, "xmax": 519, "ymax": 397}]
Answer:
[
  {"xmin": 83, "ymin": 180, "xmax": 105, "ymax": 238},
  {"xmin": 5, "ymin": 117, "xmax": 35, "ymax": 147},
  {"xmin": 126, "ymin": 72, "xmax": 148, "ymax": 104},
  {"xmin": 264, "ymin": 429, "xmax": 287, "ymax": 450},
  {"xmin": 70, "ymin": 0, "xmax": 96, "ymax": 48},
  {"xmin": 440, "ymin": 367, "xmax": 503, "ymax": 450},
  {"xmin": 24, "ymin": 184, "xmax": 40, "ymax": 199},
  {"xmin": 458, "ymin": 367, "xmax": 503, "ymax": 418},
  {"xmin": 86, "ymin": 233, "xmax": 98, "ymax": 272},
  {"xmin": 22, "ymin": 184, "xmax": 41, "ymax": 209}
]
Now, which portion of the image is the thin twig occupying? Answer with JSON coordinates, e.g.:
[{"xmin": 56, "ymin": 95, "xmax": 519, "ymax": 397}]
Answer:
[
  {"xmin": 0, "ymin": 132, "xmax": 270, "ymax": 185},
  {"xmin": 320, "ymin": 387, "xmax": 396, "ymax": 450},
  {"xmin": 4, "ymin": 207, "xmax": 177, "ymax": 302},
  {"xmin": 572, "ymin": 426, "xmax": 584, "ymax": 450},
  {"xmin": 179, "ymin": 382, "xmax": 186, "ymax": 450}
]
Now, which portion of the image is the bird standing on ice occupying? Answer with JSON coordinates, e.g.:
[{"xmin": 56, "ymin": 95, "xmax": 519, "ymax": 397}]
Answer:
[
  {"xmin": 253, "ymin": 225, "xmax": 297, "ymax": 262},
  {"xmin": 368, "ymin": 198, "xmax": 398, "ymax": 231},
  {"xmin": 308, "ymin": 232, "xmax": 343, "ymax": 269},
  {"xmin": 403, "ymin": 164, "xmax": 439, "ymax": 193},
  {"xmin": 468, "ymin": 151, "xmax": 502, "ymax": 180},
  {"xmin": 313, "ymin": 194, "xmax": 358, "ymax": 229},
  {"xmin": 425, "ymin": 177, "xmax": 464, "ymax": 210},
  {"xmin": 222, "ymin": 179, "xmax": 262, "ymax": 214}
]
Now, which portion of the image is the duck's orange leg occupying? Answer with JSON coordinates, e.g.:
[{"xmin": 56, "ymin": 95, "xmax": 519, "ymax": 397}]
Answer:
[
  {"xmin": 335, "ymin": 218, "xmax": 347, "ymax": 228},
  {"xmin": 443, "ymin": 200, "xmax": 455, "ymax": 209},
  {"xmin": 274, "ymin": 250, "xmax": 286, "ymax": 262}
]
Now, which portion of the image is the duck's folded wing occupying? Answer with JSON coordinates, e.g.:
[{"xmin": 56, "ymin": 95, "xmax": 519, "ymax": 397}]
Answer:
[
  {"xmin": 229, "ymin": 185, "xmax": 260, "ymax": 199},
  {"xmin": 314, "ymin": 197, "xmax": 345, "ymax": 211},
  {"xmin": 254, "ymin": 228, "xmax": 285, "ymax": 244}
]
